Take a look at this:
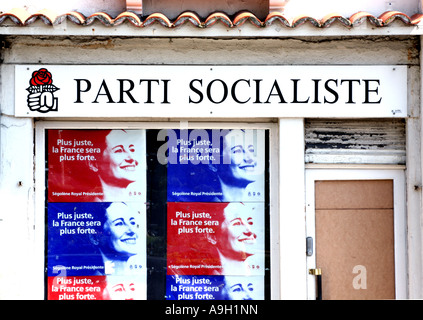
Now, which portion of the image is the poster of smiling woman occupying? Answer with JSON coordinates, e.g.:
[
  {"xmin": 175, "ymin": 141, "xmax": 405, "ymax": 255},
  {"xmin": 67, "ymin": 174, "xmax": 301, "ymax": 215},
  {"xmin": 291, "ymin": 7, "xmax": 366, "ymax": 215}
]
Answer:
[
  {"xmin": 47, "ymin": 129, "xmax": 146, "ymax": 203},
  {"xmin": 166, "ymin": 129, "xmax": 265, "ymax": 203},
  {"xmin": 47, "ymin": 201, "xmax": 147, "ymax": 300},
  {"xmin": 46, "ymin": 129, "xmax": 148, "ymax": 300},
  {"xmin": 166, "ymin": 201, "xmax": 265, "ymax": 300}
]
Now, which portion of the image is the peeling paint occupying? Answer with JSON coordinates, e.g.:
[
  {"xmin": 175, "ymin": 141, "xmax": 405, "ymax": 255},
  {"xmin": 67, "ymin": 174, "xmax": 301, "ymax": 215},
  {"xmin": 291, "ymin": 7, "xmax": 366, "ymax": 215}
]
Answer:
[{"xmin": 305, "ymin": 119, "xmax": 406, "ymax": 164}]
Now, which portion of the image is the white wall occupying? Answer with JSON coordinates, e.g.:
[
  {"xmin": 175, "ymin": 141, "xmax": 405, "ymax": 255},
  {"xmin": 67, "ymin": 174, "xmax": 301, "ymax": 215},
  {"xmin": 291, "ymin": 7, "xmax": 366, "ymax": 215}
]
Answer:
[{"xmin": 0, "ymin": 64, "xmax": 36, "ymax": 299}]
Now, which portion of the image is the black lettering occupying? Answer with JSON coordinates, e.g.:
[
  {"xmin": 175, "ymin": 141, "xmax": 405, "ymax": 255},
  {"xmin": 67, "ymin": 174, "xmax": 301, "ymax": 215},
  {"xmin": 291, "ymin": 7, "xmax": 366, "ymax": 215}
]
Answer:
[
  {"xmin": 324, "ymin": 79, "xmax": 339, "ymax": 104},
  {"xmin": 207, "ymin": 79, "xmax": 228, "ymax": 104},
  {"xmin": 117, "ymin": 79, "xmax": 138, "ymax": 103},
  {"xmin": 93, "ymin": 80, "xmax": 114, "ymax": 103},
  {"xmin": 253, "ymin": 79, "xmax": 263, "ymax": 103},
  {"xmin": 189, "ymin": 79, "xmax": 203, "ymax": 104},
  {"xmin": 312, "ymin": 79, "xmax": 321, "ymax": 103},
  {"xmin": 74, "ymin": 79, "xmax": 91, "ymax": 103},
  {"xmin": 139, "ymin": 79, "xmax": 159, "ymax": 103},
  {"xmin": 162, "ymin": 79, "xmax": 171, "ymax": 104},
  {"xmin": 292, "ymin": 79, "xmax": 310, "ymax": 103},
  {"xmin": 364, "ymin": 79, "xmax": 382, "ymax": 104},
  {"xmin": 340, "ymin": 79, "xmax": 361, "ymax": 104},
  {"xmin": 265, "ymin": 80, "xmax": 286, "ymax": 103},
  {"xmin": 231, "ymin": 79, "xmax": 251, "ymax": 104}
]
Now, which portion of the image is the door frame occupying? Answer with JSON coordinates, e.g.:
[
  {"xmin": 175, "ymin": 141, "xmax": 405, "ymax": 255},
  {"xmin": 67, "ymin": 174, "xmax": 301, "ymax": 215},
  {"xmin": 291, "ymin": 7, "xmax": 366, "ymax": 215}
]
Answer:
[{"xmin": 305, "ymin": 166, "xmax": 407, "ymax": 300}]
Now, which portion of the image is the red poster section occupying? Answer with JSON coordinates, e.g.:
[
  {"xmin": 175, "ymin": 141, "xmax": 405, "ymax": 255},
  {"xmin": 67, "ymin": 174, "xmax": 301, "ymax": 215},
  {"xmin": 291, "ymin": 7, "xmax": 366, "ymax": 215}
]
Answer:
[
  {"xmin": 167, "ymin": 202, "xmax": 222, "ymax": 275},
  {"xmin": 48, "ymin": 275, "xmax": 146, "ymax": 300},
  {"xmin": 48, "ymin": 276, "xmax": 107, "ymax": 300},
  {"xmin": 47, "ymin": 129, "xmax": 145, "ymax": 203},
  {"xmin": 167, "ymin": 202, "xmax": 265, "ymax": 276}
]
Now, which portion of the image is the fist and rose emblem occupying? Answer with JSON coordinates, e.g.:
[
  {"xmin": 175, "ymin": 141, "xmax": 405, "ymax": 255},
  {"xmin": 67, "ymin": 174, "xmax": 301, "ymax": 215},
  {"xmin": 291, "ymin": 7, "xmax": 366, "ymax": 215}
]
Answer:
[{"xmin": 26, "ymin": 68, "xmax": 59, "ymax": 113}]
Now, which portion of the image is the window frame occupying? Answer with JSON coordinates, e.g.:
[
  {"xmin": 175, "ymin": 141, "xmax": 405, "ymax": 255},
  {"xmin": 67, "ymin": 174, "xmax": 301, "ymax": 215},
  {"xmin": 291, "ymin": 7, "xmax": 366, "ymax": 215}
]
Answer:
[{"xmin": 34, "ymin": 120, "xmax": 280, "ymax": 300}]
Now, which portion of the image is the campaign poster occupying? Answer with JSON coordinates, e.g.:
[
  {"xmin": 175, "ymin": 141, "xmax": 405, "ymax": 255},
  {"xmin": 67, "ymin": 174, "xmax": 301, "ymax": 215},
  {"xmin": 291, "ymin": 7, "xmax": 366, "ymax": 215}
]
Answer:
[
  {"xmin": 166, "ymin": 129, "xmax": 265, "ymax": 203},
  {"xmin": 166, "ymin": 201, "xmax": 265, "ymax": 300},
  {"xmin": 48, "ymin": 275, "xmax": 146, "ymax": 300},
  {"xmin": 167, "ymin": 202, "xmax": 265, "ymax": 273},
  {"xmin": 165, "ymin": 275, "xmax": 264, "ymax": 300},
  {"xmin": 46, "ymin": 202, "xmax": 147, "ymax": 300},
  {"xmin": 47, "ymin": 129, "xmax": 146, "ymax": 203}
]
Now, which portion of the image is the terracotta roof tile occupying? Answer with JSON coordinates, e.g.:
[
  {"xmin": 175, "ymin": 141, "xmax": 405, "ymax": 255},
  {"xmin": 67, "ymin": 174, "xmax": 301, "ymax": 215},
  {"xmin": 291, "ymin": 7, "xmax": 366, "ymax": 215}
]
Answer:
[
  {"xmin": 143, "ymin": 12, "xmax": 172, "ymax": 27},
  {"xmin": 204, "ymin": 12, "xmax": 233, "ymax": 28},
  {"xmin": 411, "ymin": 13, "xmax": 423, "ymax": 24},
  {"xmin": 320, "ymin": 13, "xmax": 351, "ymax": 28},
  {"xmin": 0, "ymin": 8, "xmax": 421, "ymax": 29},
  {"xmin": 173, "ymin": 12, "xmax": 202, "ymax": 28},
  {"xmin": 233, "ymin": 12, "xmax": 263, "ymax": 27}
]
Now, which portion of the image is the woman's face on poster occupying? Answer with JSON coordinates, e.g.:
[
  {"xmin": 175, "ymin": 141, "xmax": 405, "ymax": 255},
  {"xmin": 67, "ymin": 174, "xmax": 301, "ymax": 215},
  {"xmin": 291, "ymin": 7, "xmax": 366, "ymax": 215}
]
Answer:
[
  {"xmin": 223, "ymin": 276, "xmax": 261, "ymax": 300},
  {"xmin": 98, "ymin": 130, "xmax": 140, "ymax": 187},
  {"xmin": 104, "ymin": 276, "xmax": 145, "ymax": 300},
  {"xmin": 103, "ymin": 202, "xmax": 141, "ymax": 256},
  {"xmin": 107, "ymin": 282, "xmax": 136, "ymax": 300},
  {"xmin": 220, "ymin": 130, "xmax": 258, "ymax": 185},
  {"xmin": 218, "ymin": 203, "xmax": 257, "ymax": 260}
]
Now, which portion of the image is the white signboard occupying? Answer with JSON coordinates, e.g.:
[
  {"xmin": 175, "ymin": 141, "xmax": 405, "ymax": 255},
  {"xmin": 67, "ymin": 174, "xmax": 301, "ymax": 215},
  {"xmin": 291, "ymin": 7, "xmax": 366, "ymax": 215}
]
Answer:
[{"xmin": 15, "ymin": 65, "xmax": 407, "ymax": 118}]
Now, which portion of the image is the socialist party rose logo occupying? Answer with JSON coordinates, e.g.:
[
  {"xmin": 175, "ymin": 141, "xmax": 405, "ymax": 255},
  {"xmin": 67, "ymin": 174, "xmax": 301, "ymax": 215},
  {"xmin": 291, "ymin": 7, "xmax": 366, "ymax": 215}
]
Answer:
[{"xmin": 26, "ymin": 68, "xmax": 59, "ymax": 113}]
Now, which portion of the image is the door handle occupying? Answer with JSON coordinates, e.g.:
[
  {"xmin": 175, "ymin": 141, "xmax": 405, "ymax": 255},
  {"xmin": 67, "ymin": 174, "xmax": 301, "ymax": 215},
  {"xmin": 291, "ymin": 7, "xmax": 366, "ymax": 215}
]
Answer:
[{"xmin": 309, "ymin": 268, "xmax": 322, "ymax": 300}]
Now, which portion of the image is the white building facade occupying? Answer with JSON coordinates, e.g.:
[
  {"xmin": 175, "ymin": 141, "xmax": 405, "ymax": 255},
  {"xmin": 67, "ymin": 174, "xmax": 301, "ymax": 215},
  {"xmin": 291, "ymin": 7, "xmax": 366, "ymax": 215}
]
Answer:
[{"xmin": 0, "ymin": 0, "xmax": 423, "ymax": 300}]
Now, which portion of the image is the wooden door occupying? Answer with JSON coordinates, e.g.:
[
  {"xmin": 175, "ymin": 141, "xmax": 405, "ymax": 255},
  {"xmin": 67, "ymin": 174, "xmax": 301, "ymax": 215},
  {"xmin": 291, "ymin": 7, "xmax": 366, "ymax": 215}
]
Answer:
[{"xmin": 314, "ymin": 180, "xmax": 395, "ymax": 300}]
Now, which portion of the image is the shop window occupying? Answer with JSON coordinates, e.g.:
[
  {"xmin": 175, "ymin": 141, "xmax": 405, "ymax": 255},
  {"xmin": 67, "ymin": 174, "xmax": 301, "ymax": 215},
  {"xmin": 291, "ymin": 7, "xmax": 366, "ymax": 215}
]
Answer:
[{"xmin": 44, "ymin": 127, "xmax": 271, "ymax": 300}]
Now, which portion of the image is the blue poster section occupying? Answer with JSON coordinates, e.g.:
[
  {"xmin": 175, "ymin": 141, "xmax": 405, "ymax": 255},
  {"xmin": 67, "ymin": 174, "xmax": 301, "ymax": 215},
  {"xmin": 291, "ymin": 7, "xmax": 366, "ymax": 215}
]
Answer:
[
  {"xmin": 167, "ymin": 129, "xmax": 220, "ymax": 202},
  {"xmin": 166, "ymin": 275, "xmax": 264, "ymax": 300},
  {"xmin": 165, "ymin": 128, "xmax": 266, "ymax": 300},
  {"xmin": 166, "ymin": 129, "xmax": 265, "ymax": 202},
  {"xmin": 166, "ymin": 275, "xmax": 225, "ymax": 300},
  {"xmin": 47, "ymin": 202, "xmax": 110, "ymax": 277}
]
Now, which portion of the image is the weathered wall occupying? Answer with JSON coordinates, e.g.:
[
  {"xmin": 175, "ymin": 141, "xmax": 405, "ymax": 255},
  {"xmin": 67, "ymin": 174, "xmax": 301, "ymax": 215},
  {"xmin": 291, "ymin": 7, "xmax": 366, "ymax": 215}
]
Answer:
[{"xmin": 2, "ymin": 36, "xmax": 419, "ymax": 67}]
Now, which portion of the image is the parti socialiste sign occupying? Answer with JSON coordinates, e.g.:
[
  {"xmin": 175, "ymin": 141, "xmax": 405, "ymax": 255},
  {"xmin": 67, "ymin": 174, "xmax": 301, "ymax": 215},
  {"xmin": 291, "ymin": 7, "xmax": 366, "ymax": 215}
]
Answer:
[{"xmin": 15, "ymin": 65, "xmax": 407, "ymax": 118}]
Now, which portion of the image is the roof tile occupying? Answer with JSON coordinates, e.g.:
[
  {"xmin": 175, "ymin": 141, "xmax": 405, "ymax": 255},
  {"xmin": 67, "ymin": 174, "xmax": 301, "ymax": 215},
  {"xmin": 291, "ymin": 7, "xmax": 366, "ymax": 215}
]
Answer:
[
  {"xmin": 320, "ymin": 13, "xmax": 352, "ymax": 28},
  {"xmin": 233, "ymin": 12, "xmax": 263, "ymax": 28},
  {"xmin": 411, "ymin": 13, "xmax": 423, "ymax": 24},
  {"xmin": 0, "ymin": 8, "xmax": 421, "ymax": 29},
  {"xmin": 204, "ymin": 12, "xmax": 233, "ymax": 28}
]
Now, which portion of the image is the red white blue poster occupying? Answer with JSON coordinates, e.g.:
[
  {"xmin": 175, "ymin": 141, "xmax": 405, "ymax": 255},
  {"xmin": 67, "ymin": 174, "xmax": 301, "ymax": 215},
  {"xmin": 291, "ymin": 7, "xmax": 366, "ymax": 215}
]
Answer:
[
  {"xmin": 46, "ymin": 129, "xmax": 147, "ymax": 300},
  {"xmin": 166, "ymin": 129, "xmax": 265, "ymax": 203},
  {"xmin": 47, "ymin": 129, "xmax": 146, "ymax": 203},
  {"xmin": 47, "ymin": 201, "xmax": 147, "ymax": 300},
  {"xmin": 166, "ymin": 202, "xmax": 265, "ymax": 300},
  {"xmin": 45, "ymin": 127, "xmax": 267, "ymax": 300},
  {"xmin": 48, "ymin": 275, "xmax": 146, "ymax": 300},
  {"xmin": 165, "ymin": 275, "xmax": 264, "ymax": 300},
  {"xmin": 164, "ymin": 128, "xmax": 266, "ymax": 300}
]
